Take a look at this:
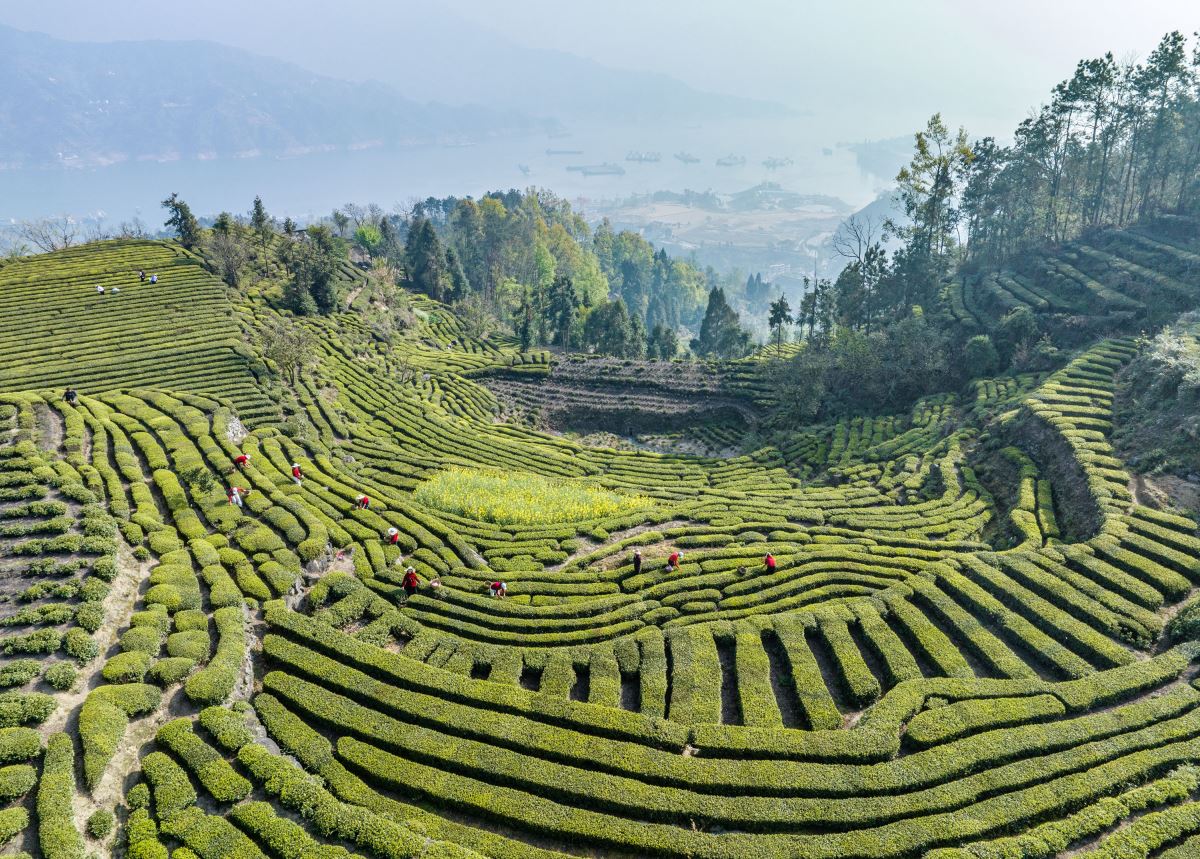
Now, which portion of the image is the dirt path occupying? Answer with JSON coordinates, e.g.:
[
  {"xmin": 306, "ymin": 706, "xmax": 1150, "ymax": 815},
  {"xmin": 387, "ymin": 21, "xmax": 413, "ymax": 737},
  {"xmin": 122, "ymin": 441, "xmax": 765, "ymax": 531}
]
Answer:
[
  {"xmin": 33, "ymin": 402, "xmax": 64, "ymax": 455},
  {"xmin": 79, "ymin": 425, "xmax": 93, "ymax": 462},
  {"xmin": 552, "ymin": 519, "xmax": 689, "ymax": 572},
  {"xmin": 39, "ymin": 543, "xmax": 148, "ymax": 741},
  {"xmin": 1130, "ymin": 472, "xmax": 1200, "ymax": 515},
  {"xmin": 79, "ymin": 687, "xmax": 191, "ymax": 830}
]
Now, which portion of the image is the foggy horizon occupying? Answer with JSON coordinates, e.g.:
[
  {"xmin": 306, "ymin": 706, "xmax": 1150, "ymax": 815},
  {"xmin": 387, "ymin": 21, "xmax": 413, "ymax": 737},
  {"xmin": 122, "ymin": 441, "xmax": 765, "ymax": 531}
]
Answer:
[{"xmin": 0, "ymin": 1, "xmax": 1192, "ymax": 141}]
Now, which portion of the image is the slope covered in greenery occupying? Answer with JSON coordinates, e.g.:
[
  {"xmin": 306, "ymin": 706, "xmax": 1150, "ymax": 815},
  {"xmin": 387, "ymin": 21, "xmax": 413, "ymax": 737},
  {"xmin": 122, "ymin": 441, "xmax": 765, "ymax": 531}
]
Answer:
[{"xmin": 0, "ymin": 213, "xmax": 1194, "ymax": 859}]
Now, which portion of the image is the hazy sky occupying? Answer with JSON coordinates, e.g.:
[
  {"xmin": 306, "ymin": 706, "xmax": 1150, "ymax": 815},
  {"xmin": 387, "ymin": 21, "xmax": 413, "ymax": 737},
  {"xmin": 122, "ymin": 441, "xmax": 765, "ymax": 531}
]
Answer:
[{"xmin": 0, "ymin": 1, "xmax": 1193, "ymax": 139}]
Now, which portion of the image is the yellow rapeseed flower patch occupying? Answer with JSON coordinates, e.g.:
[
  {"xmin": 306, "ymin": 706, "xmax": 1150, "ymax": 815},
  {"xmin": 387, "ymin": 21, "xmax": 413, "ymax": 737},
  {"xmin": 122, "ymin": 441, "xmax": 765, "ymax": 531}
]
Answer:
[{"xmin": 413, "ymin": 467, "xmax": 649, "ymax": 526}]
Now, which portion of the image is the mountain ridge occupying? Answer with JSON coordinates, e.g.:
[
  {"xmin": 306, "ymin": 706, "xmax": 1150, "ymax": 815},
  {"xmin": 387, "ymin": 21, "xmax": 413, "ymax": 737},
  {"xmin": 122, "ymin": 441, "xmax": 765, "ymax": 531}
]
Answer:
[{"xmin": 0, "ymin": 25, "xmax": 552, "ymax": 170}]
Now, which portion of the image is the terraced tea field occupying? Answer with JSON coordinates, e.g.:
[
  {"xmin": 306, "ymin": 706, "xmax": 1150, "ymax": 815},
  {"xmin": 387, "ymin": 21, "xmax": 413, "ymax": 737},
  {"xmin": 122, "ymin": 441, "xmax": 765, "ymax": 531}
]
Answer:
[{"xmin": 0, "ymin": 235, "xmax": 1199, "ymax": 857}]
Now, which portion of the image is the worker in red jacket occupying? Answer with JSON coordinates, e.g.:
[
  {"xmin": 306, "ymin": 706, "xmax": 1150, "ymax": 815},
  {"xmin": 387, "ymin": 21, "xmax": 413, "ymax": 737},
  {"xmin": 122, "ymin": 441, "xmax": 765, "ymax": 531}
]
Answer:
[
  {"xmin": 386, "ymin": 527, "xmax": 400, "ymax": 545},
  {"xmin": 356, "ymin": 494, "xmax": 370, "ymax": 510},
  {"xmin": 667, "ymin": 550, "xmax": 682, "ymax": 572},
  {"xmin": 402, "ymin": 567, "xmax": 420, "ymax": 598},
  {"xmin": 291, "ymin": 463, "xmax": 304, "ymax": 485},
  {"xmin": 234, "ymin": 453, "xmax": 250, "ymax": 469},
  {"xmin": 765, "ymin": 553, "xmax": 777, "ymax": 573}
]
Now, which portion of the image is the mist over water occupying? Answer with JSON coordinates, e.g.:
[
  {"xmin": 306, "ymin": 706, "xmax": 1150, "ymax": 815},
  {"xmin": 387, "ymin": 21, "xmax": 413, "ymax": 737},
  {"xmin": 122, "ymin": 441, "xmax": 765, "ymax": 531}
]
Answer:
[{"xmin": 0, "ymin": 117, "xmax": 884, "ymax": 223}]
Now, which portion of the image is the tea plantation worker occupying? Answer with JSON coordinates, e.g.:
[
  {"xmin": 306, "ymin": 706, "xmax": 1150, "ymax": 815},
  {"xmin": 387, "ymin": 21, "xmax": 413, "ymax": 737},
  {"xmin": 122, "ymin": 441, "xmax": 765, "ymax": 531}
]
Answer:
[
  {"xmin": 356, "ymin": 494, "xmax": 371, "ymax": 510},
  {"xmin": 667, "ymin": 550, "xmax": 682, "ymax": 572},
  {"xmin": 233, "ymin": 453, "xmax": 251, "ymax": 469},
  {"xmin": 765, "ymin": 553, "xmax": 777, "ymax": 573},
  {"xmin": 490, "ymin": 580, "xmax": 507, "ymax": 598},
  {"xmin": 138, "ymin": 269, "xmax": 146, "ymax": 282},
  {"xmin": 228, "ymin": 486, "xmax": 245, "ymax": 508},
  {"xmin": 291, "ymin": 463, "xmax": 304, "ymax": 485},
  {"xmin": 631, "ymin": 548, "xmax": 642, "ymax": 575},
  {"xmin": 386, "ymin": 526, "xmax": 401, "ymax": 545},
  {"xmin": 63, "ymin": 387, "xmax": 78, "ymax": 405},
  {"xmin": 150, "ymin": 273, "xmax": 158, "ymax": 284},
  {"xmin": 111, "ymin": 286, "xmax": 120, "ymax": 294},
  {"xmin": 402, "ymin": 566, "xmax": 420, "ymax": 598},
  {"xmin": 95, "ymin": 284, "xmax": 105, "ymax": 294}
]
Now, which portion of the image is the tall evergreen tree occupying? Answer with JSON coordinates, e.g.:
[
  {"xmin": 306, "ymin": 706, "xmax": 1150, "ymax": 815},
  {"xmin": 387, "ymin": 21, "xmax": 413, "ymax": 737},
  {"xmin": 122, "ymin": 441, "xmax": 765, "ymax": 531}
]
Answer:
[
  {"xmin": 515, "ymin": 289, "xmax": 535, "ymax": 352},
  {"xmin": 547, "ymin": 275, "xmax": 577, "ymax": 349},
  {"xmin": 692, "ymin": 288, "xmax": 751, "ymax": 358},
  {"xmin": 250, "ymin": 196, "xmax": 272, "ymax": 247},
  {"xmin": 444, "ymin": 246, "xmax": 470, "ymax": 303},
  {"xmin": 647, "ymin": 324, "xmax": 679, "ymax": 359},
  {"xmin": 161, "ymin": 192, "xmax": 201, "ymax": 250},
  {"xmin": 406, "ymin": 219, "xmax": 448, "ymax": 300}
]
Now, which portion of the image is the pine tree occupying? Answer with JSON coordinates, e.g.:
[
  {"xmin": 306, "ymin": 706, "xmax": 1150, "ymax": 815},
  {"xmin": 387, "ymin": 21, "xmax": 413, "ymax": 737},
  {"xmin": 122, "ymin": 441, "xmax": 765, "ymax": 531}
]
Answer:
[
  {"xmin": 547, "ymin": 275, "xmax": 577, "ymax": 349},
  {"xmin": 692, "ymin": 287, "xmax": 751, "ymax": 358},
  {"xmin": 161, "ymin": 192, "xmax": 201, "ymax": 250},
  {"xmin": 378, "ymin": 216, "xmax": 397, "ymax": 260},
  {"xmin": 250, "ymin": 196, "xmax": 272, "ymax": 247},
  {"xmin": 406, "ymin": 219, "xmax": 447, "ymax": 300},
  {"xmin": 212, "ymin": 212, "xmax": 235, "ymax": 236},
  {"xmin": 515, "ymin": 290, "xmax": 534, "ymax": 352},
  {"xmin": 647, "ymin": 324, "xmax": 679, "ymax": 359},
  {"xmin": 445, "ymin": 246, "xmax": 470, "ymax": 303}
]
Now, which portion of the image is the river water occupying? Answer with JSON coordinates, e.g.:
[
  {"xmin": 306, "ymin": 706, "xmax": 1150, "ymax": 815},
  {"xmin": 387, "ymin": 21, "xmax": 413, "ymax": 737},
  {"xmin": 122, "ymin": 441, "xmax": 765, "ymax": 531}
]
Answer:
[{"xmin": 0, "ymin": 118, "xmax": 889, "ymax": 223}]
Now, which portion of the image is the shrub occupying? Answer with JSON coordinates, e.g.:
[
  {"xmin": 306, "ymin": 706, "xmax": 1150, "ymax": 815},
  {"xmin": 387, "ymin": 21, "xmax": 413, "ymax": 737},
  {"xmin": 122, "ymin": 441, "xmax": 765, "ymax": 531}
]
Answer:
[
  {"xmin": 0, "ymin": 692, "xmax": 55, "ymax": 727},
  {"xmin": 64, "ymin": 628, "xmax": 98, "ymax": 661},
  {"xmin": 101, "ymin": 651, "xmax": 152, "ymax": 684},
  {"xmin": 38, "ymin": 733, "xmax": 83, "ymax": 859},
  {"xmin": 43, "ymin": 662, "xmax": 77, "ymax": 691},
  {"xmin": 0, "ymin": 660, "xmax": 40, "ymax": 688},
  {"xmin": 86, "ymin": 809, "xmax": 114, "ymax": 840}
]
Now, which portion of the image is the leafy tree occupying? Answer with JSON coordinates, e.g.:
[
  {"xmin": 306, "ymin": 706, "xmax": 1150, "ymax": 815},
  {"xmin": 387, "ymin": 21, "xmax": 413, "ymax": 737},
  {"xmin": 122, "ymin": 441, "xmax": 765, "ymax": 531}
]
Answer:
[
  {"xmin": 282, "ymin": 274, "xmax": 317, "ymax": 316},
  {"xmin": 306, "ymin": 226, "xmax": 344, "ymax": 313},
  {"xmin": 161, "ymin": 192, "xmax": 201, "ymax": 250},
  {"xmin": 960, "ymin": 31, "xmax": 1200, "ymax": 261},
  {"xmin": 330, "ymin": 209, "xmax": 351, "ymax": 238},
  {"xmin": 692, "ymin": 288, "xmax": 752, "ymax": 359},
  {"xmin": 887, "ymin": 115, "xmax": 973, "ymax": 309},
  {"xmin": 354, "ymin": 224, "xmax": 383, "ymax": 256},
  {"xmin": 768, "ymin": 295, "xmax": 793, "ymax": 348},
  {"xmin": 582, "ymin": 299, "xmax": 644, "ymax": 358},
  {"xmin": 261, "ymin": 318, "xmax": 315, "ymax": 386},
  {"xmin": 996, "ymin": 306, "xmax": 1039, "ymax": 364},
  {"xmin": 205, "ymin": 231, "xmax": 250, "ymax": 287},
  {"xmin": 283, "ymin": 226, "xmax": 344, "ymax": 314},
  {"xmin": 282, "ymin": 217, "xmax": 297, "ymax": 236},
  {"xmin": 963, "ymin": 334, "xmax": 1000, "ymax": 379}
]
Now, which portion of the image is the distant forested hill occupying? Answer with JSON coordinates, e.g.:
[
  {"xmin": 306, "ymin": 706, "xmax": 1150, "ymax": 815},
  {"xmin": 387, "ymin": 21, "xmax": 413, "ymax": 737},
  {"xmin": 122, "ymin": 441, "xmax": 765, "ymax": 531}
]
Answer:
[{"xmin": 0, "ymin": 26, "xmax": 549, "ymax": 169}]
